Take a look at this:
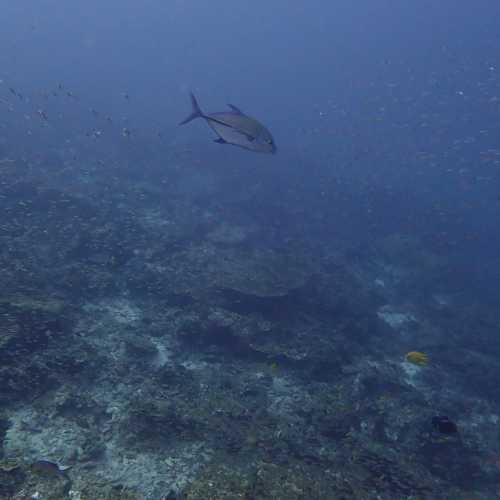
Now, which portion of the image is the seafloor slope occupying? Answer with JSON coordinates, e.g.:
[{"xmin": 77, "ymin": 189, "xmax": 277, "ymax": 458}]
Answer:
[{"xmin": 1, "ymin": 158, "xmax": 500, "ymax": 500}]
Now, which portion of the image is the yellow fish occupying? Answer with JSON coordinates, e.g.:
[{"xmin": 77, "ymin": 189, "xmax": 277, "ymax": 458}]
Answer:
[{"xmin": 405, "ymin": 351, "xmax": 428, "ymax": 366}]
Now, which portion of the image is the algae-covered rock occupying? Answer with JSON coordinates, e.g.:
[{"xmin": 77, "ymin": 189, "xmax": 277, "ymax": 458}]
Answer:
[
  {"xmin": 183, "ymin": 462, "xmax": 336, "ymax": 500},
  {"xmin": 0, "ymin": 300, "xmax": 72, "ymax": 404},
  {"xmin": 207, "ymin": 248, "xmax": 312, "ymax": 298},
  {"xmin": 124, "ymin": 335, "xmax": 158, "ymax": 358},
  {"xmin": 121, "ymin": 380, "xmax": 203, "ymax": 450},
  {"xmin": 207, "ymin": 223, "xmax": 250, "ymax": 245},
  {"xmin": 0, "ymin": 459, "xmax": 25, "ymax": 499},
  {"xmin": 68, "ymin": 475, "xmax": 141, "ymax": 500},
  {"xmin": 128, "ymin": 244, "xmax": 313, "ymax": 301},
  {"xmin": 0, "ymin": 457, "xmax": 21, "ymax": 472},
  {"xmin": 0, "ymin": 315, "xmax": 20, "ymax": 351},
  {"xmin": 0, "ymin": 295, "xmax": 66, "ymax": 314}
]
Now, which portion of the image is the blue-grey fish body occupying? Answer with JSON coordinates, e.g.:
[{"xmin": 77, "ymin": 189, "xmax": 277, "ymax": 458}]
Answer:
[{"xmin": 179, "ymin": 93, "xmax": 276, "ymax": 154}]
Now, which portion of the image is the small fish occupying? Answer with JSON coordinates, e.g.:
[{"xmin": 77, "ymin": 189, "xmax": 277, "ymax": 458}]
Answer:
[
  {"xmin": 405, "ymin": 351, "xmax": 428, "ymax": 366},
  {"xmin": 179, "ymin": 92, "xmax": 276, "ymax": 154},
  {"xmin": 37, "ymin": 109, "xmax": 48, "ymax": 121},
  {"xmin": 86, "ymin": 128, "xmax": 102, "ymax": 138},
  {"xmin": 30, "ymin": 460, "xmax": 72, "ymax": 479},
  {"xmin": 9, "ymin": 87, "xmax": 24, "ymax": 100},
  {"xmin": 431, "ymin": 415, "xmax": 458, "ymax": 435}
]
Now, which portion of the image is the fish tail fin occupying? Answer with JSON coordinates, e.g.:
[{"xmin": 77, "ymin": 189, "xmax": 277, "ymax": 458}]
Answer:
[{"xmin": 179, "ymin": 92, "xmax": 204, "ymax": 125}]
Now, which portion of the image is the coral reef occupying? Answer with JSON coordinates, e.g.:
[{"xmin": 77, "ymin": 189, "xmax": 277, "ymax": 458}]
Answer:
[{"xmin": 1, "ymin": 163, "xmax": 500, "ymax": 499}]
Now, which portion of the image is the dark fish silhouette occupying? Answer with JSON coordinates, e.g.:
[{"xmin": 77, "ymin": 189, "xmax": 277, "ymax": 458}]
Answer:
[
  {"xmin": 432, "ymin": 415, "xmax": 458, "ymax": 434},
  {"xmin": 31, "ymin": 460, "xmax": 72, "ymax": 479}
]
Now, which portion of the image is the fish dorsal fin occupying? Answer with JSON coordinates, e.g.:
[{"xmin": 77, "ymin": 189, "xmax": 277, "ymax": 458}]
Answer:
[{"xmin": 227, "ymin": 104, "xmax": 245, "ymax": 115}]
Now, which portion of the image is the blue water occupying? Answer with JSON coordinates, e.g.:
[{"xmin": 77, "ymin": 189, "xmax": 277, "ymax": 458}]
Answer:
[{"xmin": 1, "ymin": 1, "xmax": 500, "ymax": 498}]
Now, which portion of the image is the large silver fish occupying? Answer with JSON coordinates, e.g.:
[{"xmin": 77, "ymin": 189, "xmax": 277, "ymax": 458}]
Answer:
[{"xmin": 179, "ymin": 93, "xmax": 276, "ymax": 154}]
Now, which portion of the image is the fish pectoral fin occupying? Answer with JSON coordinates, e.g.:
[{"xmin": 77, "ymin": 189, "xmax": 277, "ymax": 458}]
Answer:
[
  {"xmin": 214, "ymin": 138, "xmax": 226, "ymax": 144},
  {"xmin": 227, "ymin": 104, "xmax": 245, "ymax": 115}
]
